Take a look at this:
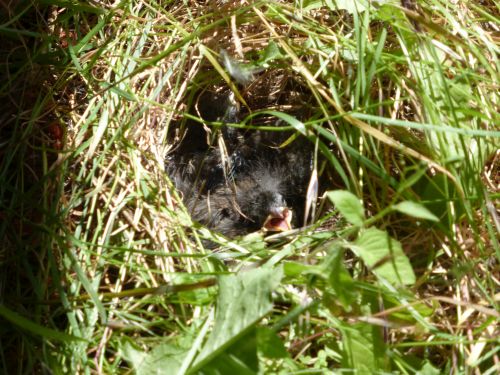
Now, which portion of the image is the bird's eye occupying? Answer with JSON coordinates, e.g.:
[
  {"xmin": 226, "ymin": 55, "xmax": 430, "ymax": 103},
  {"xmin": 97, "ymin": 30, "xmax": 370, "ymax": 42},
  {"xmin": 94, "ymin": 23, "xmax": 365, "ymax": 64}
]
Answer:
[{"xmin": 220, "ymin": 208, "xmax": 230, "ymax": 218}]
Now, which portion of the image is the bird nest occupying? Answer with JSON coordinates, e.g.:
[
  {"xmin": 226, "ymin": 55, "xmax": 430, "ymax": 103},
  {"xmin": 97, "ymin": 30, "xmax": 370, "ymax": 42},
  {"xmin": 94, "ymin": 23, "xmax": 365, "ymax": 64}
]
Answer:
[{"xmin": 166, "ymin": 62, "xmax": 326, "ymax": 241}]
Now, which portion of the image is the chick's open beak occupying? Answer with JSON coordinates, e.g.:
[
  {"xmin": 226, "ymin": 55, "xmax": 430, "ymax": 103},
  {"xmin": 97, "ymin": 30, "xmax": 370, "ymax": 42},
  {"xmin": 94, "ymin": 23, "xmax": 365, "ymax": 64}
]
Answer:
[{"xmin": 262, "ymin": 207, "xmax": 292, "ymax": 232}]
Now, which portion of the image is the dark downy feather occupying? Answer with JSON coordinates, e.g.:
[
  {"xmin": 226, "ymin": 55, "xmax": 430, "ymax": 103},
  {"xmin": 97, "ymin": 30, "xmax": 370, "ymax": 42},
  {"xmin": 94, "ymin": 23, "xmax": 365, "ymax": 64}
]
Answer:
[{"xmin": 166, "ymin": 90, "xmax": 312, "ymax": 237}]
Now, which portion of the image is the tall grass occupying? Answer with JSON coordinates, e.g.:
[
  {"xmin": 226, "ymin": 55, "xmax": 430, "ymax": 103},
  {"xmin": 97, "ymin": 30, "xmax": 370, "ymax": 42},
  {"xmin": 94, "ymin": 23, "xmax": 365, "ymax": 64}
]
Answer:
[{"xmin": 0, "ymin": 0, "xmax": 498, "ymax": 373}]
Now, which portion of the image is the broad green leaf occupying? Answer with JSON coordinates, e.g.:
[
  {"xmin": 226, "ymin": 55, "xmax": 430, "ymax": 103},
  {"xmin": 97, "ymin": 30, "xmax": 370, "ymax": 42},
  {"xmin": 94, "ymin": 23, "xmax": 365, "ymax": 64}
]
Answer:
[
  {"xmin": 393, "ymin": 201, "xmax": 440, "ymax": 222},
  {"xmin": 118, "ymin": 339, "xmax": 147, "ymax": 371},
  {"xmin": 327, "ymin": 190, "xmax": 365, "ymax": 226},
  {"xmin": 257, "ymin": 327, "xmax": 289, "ymax": 359},
  {"xmin": 351, "ymin": 228, "xmax": 416, "ymax": 285},
  {"xmin": 258, "ymin": 41, "xmax": 285, "ymax": 66},
  {"xmin": 326, "ymin": 246, "xmax": 357, "ymax": 309},
  {"xmin": 417, "ymin": 361, "xmax": 441, "ymax": 375},
  {"xmin": 200, "ymin": 329, "xmax": 259, "ymax": 375},
  {"xmin": 191, "ymin": 266, "xmax": 283, "ymax": 371},
  {"xmin": 283, "ymin": 261, "xmax": 316, "ymax": 277},
  {"xmin": 118, "ymin": 338, "xmax": 188, "ymax": 375},
  {"xmin": 341, "ymin": 323, "xmax": 377, "ymax": 374},
  {"xmin": 199, "ymin": 352, "xmax": 256, "ymax": 375}
]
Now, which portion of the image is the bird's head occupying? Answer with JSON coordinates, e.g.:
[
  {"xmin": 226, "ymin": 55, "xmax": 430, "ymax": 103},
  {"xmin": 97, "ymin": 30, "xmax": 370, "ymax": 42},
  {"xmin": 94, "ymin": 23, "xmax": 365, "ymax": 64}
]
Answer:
[{"xmin": 235, "ymin": 168, "xmax": 293, "ymax": 232}]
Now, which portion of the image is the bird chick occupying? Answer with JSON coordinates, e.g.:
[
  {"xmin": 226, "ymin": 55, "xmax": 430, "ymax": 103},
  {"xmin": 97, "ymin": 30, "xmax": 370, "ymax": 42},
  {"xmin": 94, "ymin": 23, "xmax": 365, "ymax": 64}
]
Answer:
[
  {"xmin": 166, "ymin": 89, "xmax": 312, "ymax": 238},
  {"xmin": 180, "ymin": 161, "xmax": 300, "ymax": 238}
]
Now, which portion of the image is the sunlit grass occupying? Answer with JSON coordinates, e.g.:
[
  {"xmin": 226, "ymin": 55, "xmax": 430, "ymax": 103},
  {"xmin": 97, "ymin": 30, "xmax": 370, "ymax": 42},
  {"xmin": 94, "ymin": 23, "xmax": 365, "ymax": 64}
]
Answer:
[{"xmin": 0, "ymin": 0, "xmax": 498, "ymax": 373}]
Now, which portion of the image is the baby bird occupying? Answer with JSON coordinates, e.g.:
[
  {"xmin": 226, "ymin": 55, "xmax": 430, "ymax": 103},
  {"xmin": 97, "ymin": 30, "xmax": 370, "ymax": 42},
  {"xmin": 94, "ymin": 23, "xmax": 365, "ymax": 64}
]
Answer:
[
  {"xmin": 186, "ymin": 163, "xmax": 293, "ymax": 237},
  {"xmin": 166, "ymin": 90, "xmax": 312, "ymax": 238}
]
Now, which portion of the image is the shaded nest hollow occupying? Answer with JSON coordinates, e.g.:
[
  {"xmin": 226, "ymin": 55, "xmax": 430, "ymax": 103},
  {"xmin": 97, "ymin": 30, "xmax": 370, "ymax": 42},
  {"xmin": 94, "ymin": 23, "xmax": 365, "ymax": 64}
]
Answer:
[{"xmin": 166, "ymin": 66, "xmax": 325, "ymax": 239}]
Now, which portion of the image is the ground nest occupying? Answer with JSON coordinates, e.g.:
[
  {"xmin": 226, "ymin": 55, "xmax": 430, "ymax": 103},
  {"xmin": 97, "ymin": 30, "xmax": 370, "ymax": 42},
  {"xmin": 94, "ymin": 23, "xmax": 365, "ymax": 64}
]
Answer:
[{"xmin": 164, "ymin": 62, "xmax": 342, "ymax": 242}]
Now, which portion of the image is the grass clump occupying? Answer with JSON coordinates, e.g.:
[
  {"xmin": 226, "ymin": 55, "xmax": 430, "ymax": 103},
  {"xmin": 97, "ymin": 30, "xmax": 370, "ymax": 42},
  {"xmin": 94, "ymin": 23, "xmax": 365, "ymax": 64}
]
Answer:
[{"xmin": 0, "ymin": 0, "xmax": 498, "ymax": 373}]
